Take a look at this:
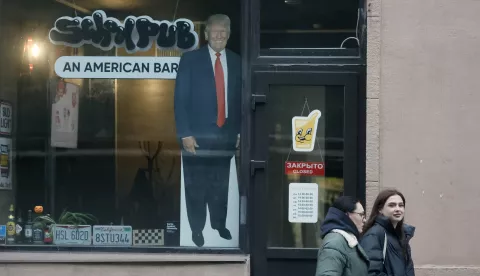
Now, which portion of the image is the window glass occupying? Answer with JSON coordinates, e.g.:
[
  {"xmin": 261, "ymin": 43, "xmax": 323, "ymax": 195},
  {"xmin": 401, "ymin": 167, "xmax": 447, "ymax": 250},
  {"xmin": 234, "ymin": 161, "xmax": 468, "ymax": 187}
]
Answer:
[
  {"xmin": 0, "ymin": 0, "xmax": 241, "ymax": 249},
  {"xmin": 261, "ymin": 0, "xmax": 360, "ymax": 50},
  {"xmin": 265, "ymin": 85, "xmax": 345, "ymax": 248}
]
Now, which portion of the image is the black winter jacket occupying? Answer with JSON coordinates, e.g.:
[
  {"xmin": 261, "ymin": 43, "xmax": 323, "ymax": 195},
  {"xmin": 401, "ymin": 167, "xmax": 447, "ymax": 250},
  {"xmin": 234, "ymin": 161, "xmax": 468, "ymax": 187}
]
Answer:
[{"xmin": 360, "ymin": 216, "xmax": 415, "ymax": 276}]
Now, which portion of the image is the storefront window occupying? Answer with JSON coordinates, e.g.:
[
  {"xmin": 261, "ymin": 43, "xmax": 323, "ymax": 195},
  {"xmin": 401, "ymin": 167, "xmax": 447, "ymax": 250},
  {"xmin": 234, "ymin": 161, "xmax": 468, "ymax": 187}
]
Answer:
[
  {"xmin": 0, "ymin": 0, "xmax": 241, "ymax": 249},
  {"xmin": 261, "ymin": 0, "xmax": 361, "ymax": 50}
]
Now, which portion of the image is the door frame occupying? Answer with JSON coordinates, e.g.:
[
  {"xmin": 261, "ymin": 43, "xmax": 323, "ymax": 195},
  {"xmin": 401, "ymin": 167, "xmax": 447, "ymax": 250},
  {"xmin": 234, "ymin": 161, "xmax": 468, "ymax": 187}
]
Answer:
[{"xmin": 248, "ymin": 70, "xmax": 363, "ymax": 276}]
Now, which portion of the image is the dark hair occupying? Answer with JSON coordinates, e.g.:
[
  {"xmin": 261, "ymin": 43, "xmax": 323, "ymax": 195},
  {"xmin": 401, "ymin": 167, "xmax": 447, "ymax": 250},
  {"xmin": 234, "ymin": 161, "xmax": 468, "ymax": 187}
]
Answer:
[
  {"xmin": 363, "ymin": 189, "xmax": 407, "ymax": 256},
  {"xmin": 332, "ymin": 196, "xmax": 359, "ymax": 213}
]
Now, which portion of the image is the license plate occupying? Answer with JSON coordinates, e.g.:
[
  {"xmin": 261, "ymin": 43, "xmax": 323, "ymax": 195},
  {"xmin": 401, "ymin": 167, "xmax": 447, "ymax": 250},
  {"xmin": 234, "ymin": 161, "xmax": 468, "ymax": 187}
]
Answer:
[
  {"xmin": 0, "ymin": 225, "xmax": 5, "ymax": 244},
  {"xmin": 53, "ymin": 225, "xmax": 92, "ymax": 245},
  {"xmin": 92, "ymin": 225, "xmax": 132, "ymax": 246}
]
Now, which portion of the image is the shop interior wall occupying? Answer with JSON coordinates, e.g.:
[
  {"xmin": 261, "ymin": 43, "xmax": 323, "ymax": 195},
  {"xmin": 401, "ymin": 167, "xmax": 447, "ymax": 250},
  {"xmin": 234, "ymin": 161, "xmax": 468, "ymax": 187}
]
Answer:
[{"xmin": 369, "ymin": 0, "xmax": 480, "ymax": 273}]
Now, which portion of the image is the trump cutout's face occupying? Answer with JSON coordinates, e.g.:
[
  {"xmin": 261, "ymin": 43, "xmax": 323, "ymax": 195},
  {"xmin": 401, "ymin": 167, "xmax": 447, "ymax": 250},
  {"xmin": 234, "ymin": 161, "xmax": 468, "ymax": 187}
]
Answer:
[{"xmin": 205, "ymin": 22, "xmax": 230, "ymax": 52}]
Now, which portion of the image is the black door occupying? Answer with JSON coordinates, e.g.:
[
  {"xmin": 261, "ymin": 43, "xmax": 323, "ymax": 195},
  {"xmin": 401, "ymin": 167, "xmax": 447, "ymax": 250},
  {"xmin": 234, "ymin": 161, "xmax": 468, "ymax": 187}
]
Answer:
[{"xmin": 249, "ymin": 71, "xmax": 362, "ymax": 276}]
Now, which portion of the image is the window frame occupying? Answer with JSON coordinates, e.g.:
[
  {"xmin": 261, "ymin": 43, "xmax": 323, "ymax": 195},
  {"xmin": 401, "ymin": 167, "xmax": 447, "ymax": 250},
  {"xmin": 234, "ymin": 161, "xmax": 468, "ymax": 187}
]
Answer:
[
  {"xmin": 0, "ymin": 0, "xmax": 251, "ymax": 256},
  {"xmin": 248, "ymin": 68, "xmax": 366, "ymax": 276},
  {"xmin": 248, "ymin": 0, "xmax": 367, "ymax": 63}
]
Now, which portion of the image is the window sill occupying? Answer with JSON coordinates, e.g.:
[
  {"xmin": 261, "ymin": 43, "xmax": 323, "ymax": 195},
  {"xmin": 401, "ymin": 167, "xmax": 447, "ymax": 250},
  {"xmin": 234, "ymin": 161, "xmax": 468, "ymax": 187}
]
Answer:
[{"xmin": 0, "ymin": 251, "xmax": 249, "ymax": 263}]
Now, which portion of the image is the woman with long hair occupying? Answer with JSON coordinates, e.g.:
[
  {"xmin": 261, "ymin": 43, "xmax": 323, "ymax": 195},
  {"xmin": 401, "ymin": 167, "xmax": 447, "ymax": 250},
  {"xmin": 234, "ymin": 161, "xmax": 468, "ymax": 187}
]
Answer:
[
  {"xmin": 315, "ymin": 196, "xmax": 369, "ymax": 276},
  {"xmin": 360, "ymin": 189, "xmax": 415, "ymax": 276}
]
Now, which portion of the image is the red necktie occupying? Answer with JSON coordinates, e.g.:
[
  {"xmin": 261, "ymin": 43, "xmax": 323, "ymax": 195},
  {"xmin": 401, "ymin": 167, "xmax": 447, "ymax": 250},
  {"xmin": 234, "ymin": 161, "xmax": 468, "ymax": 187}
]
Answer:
[{"xmin": 215, "ymin": 52, "xmax": 226, "ymax": 127}]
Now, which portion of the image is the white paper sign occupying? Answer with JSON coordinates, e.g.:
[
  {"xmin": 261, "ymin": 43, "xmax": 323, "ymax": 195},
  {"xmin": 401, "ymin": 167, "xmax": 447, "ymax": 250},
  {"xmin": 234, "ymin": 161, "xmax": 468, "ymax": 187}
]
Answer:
[
  {"xmin": 51, "ymin": 81, "xmax": 79, "ymax": 149},
  {"xmin": 288, "ymin": 183, "xmax": 318, "ymax": 223},
  {"xmin": 0, "ymin": 102, "xmax": 12, "ymax": 136},
  {"xmin": 55, "ymin": 56, "xmax": 180, "ymax": 79},
  {"xmin": 0, "ymin": 137, "xmax": 12, "ymax": 190}
]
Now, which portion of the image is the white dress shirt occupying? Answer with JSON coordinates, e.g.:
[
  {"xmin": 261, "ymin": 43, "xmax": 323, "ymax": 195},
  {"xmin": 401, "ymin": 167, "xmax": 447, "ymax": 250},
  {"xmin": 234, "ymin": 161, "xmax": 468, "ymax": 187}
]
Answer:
[{"xmin": 208, "ymin": 45, "xmax": 228, "ymax": 118}]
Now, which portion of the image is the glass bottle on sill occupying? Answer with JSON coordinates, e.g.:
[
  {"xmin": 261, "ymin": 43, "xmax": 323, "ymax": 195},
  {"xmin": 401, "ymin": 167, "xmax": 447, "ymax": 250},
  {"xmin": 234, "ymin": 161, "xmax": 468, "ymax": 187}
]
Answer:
[
  {"xmin": 32, "ymin": 211, "xmax": 44, "ymax": 245},
  {"xmin": 24, "ymin": 210, "xmax": 33, "ymax": 244},
  {"xmin": 15, "ymin": 210, "xmax": 24, "ymax": 244},
  {"xmin": 6, "ymin": 204, "xmax": 15, "ymax": 245}
]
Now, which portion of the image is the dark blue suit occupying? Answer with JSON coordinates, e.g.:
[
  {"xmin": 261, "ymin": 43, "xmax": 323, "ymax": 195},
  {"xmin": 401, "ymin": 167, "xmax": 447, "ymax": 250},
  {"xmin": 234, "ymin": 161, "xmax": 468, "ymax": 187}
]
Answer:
[{"xmin": 174, "ymin": 45, "xmax": 241, "ymax": 234}]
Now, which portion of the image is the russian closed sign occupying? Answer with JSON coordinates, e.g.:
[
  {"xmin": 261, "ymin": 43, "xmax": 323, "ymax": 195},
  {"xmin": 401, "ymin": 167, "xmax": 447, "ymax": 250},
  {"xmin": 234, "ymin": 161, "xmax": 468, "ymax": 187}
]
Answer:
[{"xmin": 285, "ymin": 161, "xmax": 325, "ymax": 176}]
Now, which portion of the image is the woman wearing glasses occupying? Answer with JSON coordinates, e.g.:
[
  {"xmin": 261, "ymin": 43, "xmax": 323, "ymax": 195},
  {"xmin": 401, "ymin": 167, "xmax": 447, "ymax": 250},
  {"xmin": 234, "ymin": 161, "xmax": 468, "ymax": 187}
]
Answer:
[
  {"xmin": 315, "ymin": 196, "xmax": 369, "ymax": 276},
  {"xmin": 360, "ymin": 189, "xmax": 415, "ymax": 276}
]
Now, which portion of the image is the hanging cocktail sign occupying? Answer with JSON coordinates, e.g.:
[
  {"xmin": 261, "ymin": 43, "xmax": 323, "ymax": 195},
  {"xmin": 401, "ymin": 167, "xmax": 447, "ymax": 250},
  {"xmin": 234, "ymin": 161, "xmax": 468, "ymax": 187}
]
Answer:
[
  {"xmin": 285, "ymin": 101, "xmax": 325, "ymax": 177},
  {"xmin": 291, "ymin": 109, "xmax": 321, "ymax": 152},
  {"xmin": 49, "ymin": 10, "xmax": 200, "ymax": 79}
]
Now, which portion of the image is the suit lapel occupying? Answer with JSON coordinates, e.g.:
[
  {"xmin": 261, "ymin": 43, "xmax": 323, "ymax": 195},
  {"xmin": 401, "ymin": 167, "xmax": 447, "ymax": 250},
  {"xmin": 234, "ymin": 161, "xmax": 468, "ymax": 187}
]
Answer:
[
  {"xmin": 201, "ymin": 46, "xmax": 216, "ymax": 96},
  {"xmin": 202, "ymin": 46, "xmax": 215, "ymax": 79}
]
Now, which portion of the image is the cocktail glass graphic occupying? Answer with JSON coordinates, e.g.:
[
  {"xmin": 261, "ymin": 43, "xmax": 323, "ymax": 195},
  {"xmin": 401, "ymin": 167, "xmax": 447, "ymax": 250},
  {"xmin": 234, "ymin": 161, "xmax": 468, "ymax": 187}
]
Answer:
[{"xmin": 291, "ymin": 110, "xmax": 322, "ymax": 152}]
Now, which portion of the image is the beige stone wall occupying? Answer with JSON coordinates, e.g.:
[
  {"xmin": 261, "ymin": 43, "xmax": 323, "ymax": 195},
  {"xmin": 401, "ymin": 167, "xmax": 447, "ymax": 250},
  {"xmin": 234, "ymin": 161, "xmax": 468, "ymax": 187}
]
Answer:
[
  {"xmin": 1, "ymin": 263, "xmax": 249, "ymax": 276},
  {"xmin": 367, "ymin": 0, "xmax": 480, "ymax": 274}
]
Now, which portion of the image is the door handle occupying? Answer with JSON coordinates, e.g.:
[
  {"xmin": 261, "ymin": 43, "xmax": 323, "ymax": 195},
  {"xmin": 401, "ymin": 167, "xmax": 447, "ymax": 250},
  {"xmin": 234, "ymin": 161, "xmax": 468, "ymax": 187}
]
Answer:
[
  {"xmin": 250, "ymin": 160, "xmax": 266, "ymax": 176},
  {"xmin": 251, "ymin": 94, "xmax": 267, "ymax": 111}
]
